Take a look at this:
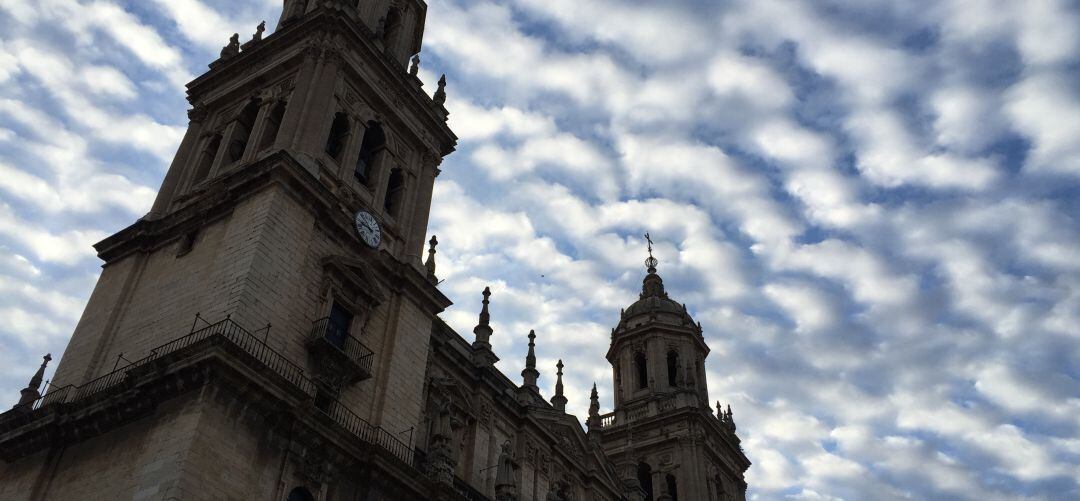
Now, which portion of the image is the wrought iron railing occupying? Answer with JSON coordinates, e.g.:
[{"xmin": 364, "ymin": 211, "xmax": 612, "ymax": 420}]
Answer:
[
  {"xmin": 308, "ymin": 317, "xmax": 375, "ymax": 376},
  {"xmin": 317, "ymin": 397, "xmax": 415, "ymax": 467},
  {"xmin": 12, "ymin": 315, "xmax": 415, "ymax": 469}
]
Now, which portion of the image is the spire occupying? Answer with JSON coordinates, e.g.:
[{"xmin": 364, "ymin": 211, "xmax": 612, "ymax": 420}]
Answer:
[
  {"xmin": 587, "ymin": 382, "xmax": 602, "ymax": 433},
  {"xmin": 470, "ymin": 287, "xmax": 501, "ymax": 366},
  {"xmin": 551, "ymin": 359, "xmax": 568, "ymax": 411},
  {"xmin": 521, "ymin": 330, "xmax": 539, "ymax": 390},
  {"xmin": 727, "ymin": 404, "xmax": 737, "ymax": 432},
  {"xmin": 433, "ymin": 74, "xmax": 447, "ymax": 105},
  {"xmin": 644, "ymin": 232, "xmax": 658, "ymax": 273},
  {"xmin": 589, "ymin": 383, "xmax": 600, "ymax": 417},
  {"xmin": 424, "ymin": 235, "xmax": 438, "ymax": 283},
  {"xmin": 641, "ymin": 233, "xmax": 666, "ymax": 298},
  {"xmin": 472, "ymin": 287, "xmax": 493, "ymax": 347},
  {"xmin": 14, "ymin": 354, "xmax": 51, "ymax": 409}
]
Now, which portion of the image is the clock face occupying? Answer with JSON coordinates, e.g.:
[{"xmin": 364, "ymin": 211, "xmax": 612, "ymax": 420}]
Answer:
[{"xmin": 354, "ymin": 210, "xmax": 381, "ymax": 249}]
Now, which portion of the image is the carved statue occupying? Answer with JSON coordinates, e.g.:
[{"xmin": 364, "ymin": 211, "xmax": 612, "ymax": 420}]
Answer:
[
  {"xmin": 375, "ymin": 16, "xmax": 387, "ymax": 40},
  {"xmin": 494, "ymin": 441, "xmax": 517, "ymax": 501},
  {"xmin": 251, "ymin": 21, "xmax": 266, "ymax": 43},
  {"xmin": 433, "ymin": 74, "xmax": 447, "ymax": 105},
  {"xmin": 220, "ymin": 33, "xmax": 240, "ymax": 60},
  {"xmin": 409, "ymin": 54, "xmax": 420, "ymax": 77}
]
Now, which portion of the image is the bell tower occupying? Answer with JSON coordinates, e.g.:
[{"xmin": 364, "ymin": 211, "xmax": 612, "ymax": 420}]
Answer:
[
  {"xmin": 0, "ymin": 1, "xmax": 460, "ymax": 497},
  {"xmin": 595, "ymin": 236, "xmax": 750, "ymax": 501}
]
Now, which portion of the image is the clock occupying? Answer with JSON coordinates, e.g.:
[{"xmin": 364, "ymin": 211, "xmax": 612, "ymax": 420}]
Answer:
[{"xmin": 354, "ymin": 210, "xmax": 381, "ymax": 249}]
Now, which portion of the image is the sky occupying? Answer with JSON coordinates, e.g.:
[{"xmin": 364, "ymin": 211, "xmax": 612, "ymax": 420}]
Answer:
[{"xmin": 1, "ymin": 0, "xmax": 1079, "ymax": 499}]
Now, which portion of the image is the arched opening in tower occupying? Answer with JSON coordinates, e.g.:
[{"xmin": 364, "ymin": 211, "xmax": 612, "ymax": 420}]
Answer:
[
  {"xmin": 637, "ymin": 462, "xmax": 654, "ymax": 501},
  {"xmin": 384, "ymin": 168, "xmax": 405, "ymax": 217},
  {"xmin": 258, "ymin": 100, "xmax": 288, "ymax": 152},
  {"xmin": 228, "ymin": 99, "xmax": 261, "ymax": 163},
  {"xmin": 634, "ymin": 351, "xmax": 648, "ymax": 390},
  {"xmin": 666, "ymin": 473, "xmax": 679, "ymax": 501},
  {"xmin": 356, "ymin": 121, "xmax": 386, "ymax": 185},
  {"xmin": 667, "ymin": 350, "xmax": 680, "ymax": 387},
  {"xmin": 324, "ymin": 112, "xmax": 351, "ymax": 162}
]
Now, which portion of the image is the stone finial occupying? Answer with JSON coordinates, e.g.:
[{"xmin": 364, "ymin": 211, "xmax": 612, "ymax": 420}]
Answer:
[
  {"xmin": 252, "ymin": 21, "xmax": 266, "ymax": 43},
  {"xmin": 587, "ymin": 382, "xmax": 602, "ymax": 432},
  {"xmin": 494, "ymin": 440, "xmax": 517, "ymax": 501},
  {"xmin": 521, "ymin": 330, "xmax": 539, "ymax": 390},
  {"xmin": 433, "ymin": 74, "xmax": 447, "ymax": 105},
  {"xmin": 716, "ymin": 401, "xmax": 724, "ymax": 421},
  {"xmin": 727, "ymin": 404, "xmax": 737, "ymax": 432},
  {"xmin": 220, "ymin": 33, "xmax": 240, "ymax": 60},
  {"xmin": 551, "ymin": 359, "xmax": 567, "ymax": 412},
  {"xmin": 425, "ymin": 235, "xmax": 438, "ymax": 283},
  {"xmin": 472, "ymin": 287, "xmax": 493, "ymax": 347},
  {"xmin": 589, "ymin": 383, "xmax": 600, "ymax": 417},
  {"xmin": 409, "ymin": 54, "xmax": 420, "ymax": 77},
  {"xmin": 14, "ymin": 354, "xmax": 51, "ymax": 409}
]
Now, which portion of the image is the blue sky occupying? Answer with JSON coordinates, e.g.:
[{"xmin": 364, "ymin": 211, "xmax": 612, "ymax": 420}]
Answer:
[{"xmin": 1, "ymin": 0, "xmax": 1079, "ymax": 499}]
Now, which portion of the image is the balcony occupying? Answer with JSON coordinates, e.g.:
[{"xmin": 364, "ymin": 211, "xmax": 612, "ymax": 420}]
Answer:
[{"xmin": 306, "ymin": 317, "xmax": 375, "ymax": 385}]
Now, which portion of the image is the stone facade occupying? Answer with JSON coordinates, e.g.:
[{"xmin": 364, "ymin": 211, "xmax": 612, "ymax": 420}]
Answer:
[{"xmin": 0, "ymin": 2, "xmax": 748, "ymax": 500}]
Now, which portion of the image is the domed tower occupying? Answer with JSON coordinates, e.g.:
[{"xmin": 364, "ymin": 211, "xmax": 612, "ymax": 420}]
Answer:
[
  {"xmin": 608, "ymin": 246, "xmax": 709, "ymax": 411},
  {"xmin": 595, "ymin": 235, "xmax": 749, "ymax": 501}
]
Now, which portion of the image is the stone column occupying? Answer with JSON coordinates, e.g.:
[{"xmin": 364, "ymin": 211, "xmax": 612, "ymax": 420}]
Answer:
[
  {"xmin": 338, "ymin": 116, "xmax": 367, "ymax": 180},
  {"xmin": 276, "ymin": 48, "xmax": 321, "ymax": 152},
  {"xmin": 240, "ymin": 99, "xmax": 276, "ymax": 163},
  {"xmin": 293, "ymin": 50, "xmax": 342, "ymax": 157},
  {"xmin": 406, "ymin": 151, "xmax": 440, "ymax": 267},
  {"xmin": 148, "ymin": 107, "xmax": 207, "ymax": 218},
  {"xmin": 208, "ymin": 119, "xmax": 240, "ymax": 178}
]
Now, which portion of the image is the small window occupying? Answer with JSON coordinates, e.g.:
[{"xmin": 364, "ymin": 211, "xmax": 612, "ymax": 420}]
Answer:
[
  {"xmin": 383, "ymin": 168, "xmax": 405, "ymax": 216},
  {"xmin": 634, "ymin": 351, "xmax": 648, "ymax": 390},
  {"xmin": 258, "ymin": 100, "xmax": 287, "ymax": 152},
  {"xmin": 325, "ymin": 112, "xmax": 351, "ymax": 161},
  {"xmin": 667, "ymin": 350, "xmax": 679, "ymax": 387},
  {"xmin": 176, "ymin": 231, "xmax": 198, "ymax": 257}
]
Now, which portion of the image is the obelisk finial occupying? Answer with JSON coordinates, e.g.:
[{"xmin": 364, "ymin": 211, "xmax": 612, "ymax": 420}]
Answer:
[{"xmin": 551, "ymin": 359, "xmax": 567, "ymax": 411}]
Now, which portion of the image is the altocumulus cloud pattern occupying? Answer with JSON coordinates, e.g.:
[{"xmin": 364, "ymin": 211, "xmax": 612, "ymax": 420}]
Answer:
[{"xmin": 1, "ymin": 0, "xmax": 1078, "ymax": 499}]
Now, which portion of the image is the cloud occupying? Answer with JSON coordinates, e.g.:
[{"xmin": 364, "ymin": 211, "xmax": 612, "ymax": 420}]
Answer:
[{"xmin": 2, "ymin": 1, "xmax": 1078, "ymax": 499}]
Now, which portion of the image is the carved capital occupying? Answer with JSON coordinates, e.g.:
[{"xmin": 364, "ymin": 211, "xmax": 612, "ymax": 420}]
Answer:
[{"xmin": 187, "ymin": 105, "xmax": 209, "ymax": 123}]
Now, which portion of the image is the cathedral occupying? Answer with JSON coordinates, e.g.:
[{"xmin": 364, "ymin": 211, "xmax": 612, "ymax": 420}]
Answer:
[{"xmin": 0, "ymin": 1, "xmax": 749, "ymax": 500}]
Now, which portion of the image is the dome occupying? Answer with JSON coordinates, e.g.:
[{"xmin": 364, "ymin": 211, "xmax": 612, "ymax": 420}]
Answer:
[{"xmin": 616, "ymin": 268, "xmax": 699, "ymax": 333}]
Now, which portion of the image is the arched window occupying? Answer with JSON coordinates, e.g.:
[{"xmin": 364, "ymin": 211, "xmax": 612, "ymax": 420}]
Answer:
[
  {"xmin": 287, "ymin": 487, "xmax": 315, "ymax": 501},
  {"xmin": 324, "ymin": 112, "xmax": 350, "ymax": 161},
  {"xmin": 227, "ymin": 99, "xmax": 260, "ymax": 163},
  {"xmin": 634, "ymin": 351, "xmax": 648, "ymax": 390},
  {"xmin": 190, "ymin": 134, "xmax": 222, "ymax": 186},
  {"xmin": 258, "ymin": 100, "xmax": 287, "ymax": 152},
  {"xmin": 667, "ymin": 350, "xmax": 679, "ymax": 387},
  {"xmin": 355, "ymin": 121, "xmax": 386, "ymax": 185},
  {"xmin": 637, "ymin": 462, "xmax": 654, "ymax": 501},
  {"xmin": 384, "ymin": 168, "xmax": 405, "ymax": 217},
  {"xmin": 666, "ymin": 473, "xmax": 679, "ymax": 501}
]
